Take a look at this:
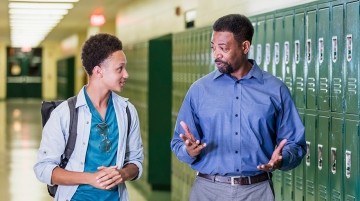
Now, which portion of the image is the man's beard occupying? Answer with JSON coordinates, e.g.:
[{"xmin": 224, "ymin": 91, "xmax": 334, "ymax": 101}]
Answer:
[{"xmin": 215, "ymin": 59, "xmax": 234, "ymax": 74}]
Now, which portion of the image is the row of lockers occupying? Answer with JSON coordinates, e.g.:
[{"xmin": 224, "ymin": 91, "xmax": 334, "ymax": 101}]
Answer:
[
  {"xmin": 249, "ymin": 0, "xmax": 359, "ymax": 115},
  {"xmin": 121, "ymin": 0, "xmax": 359, "ymax": 200}
]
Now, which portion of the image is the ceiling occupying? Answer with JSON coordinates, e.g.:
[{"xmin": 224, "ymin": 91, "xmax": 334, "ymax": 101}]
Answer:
[{"xmin": 0, "ymin": 0, "xmax": 131, "ymax": 46}]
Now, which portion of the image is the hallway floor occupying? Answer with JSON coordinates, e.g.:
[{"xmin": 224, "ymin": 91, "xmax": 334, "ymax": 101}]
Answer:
[{"xmin": 0, "ymin": 99, "xmax": 160, "ymax": 201}]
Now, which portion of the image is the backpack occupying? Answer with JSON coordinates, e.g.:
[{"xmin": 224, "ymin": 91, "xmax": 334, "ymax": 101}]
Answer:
[{"xmin": 41, "ymin": 96, "xmax": 131, "ymax": 197}]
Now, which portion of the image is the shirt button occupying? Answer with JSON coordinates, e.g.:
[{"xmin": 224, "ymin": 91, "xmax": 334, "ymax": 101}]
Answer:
[
  {"xmin": 235, "ymin": 132, "xmax": 238, "ymax": 135},
  {"xmin": 81, "ymin": 162, "xmax": 84, "ymax": 165},
  {"xmin": 235, "ymin": 114, "xmax": 238, "ymax": 117},
  {"xmin": 86, "ymin": 121, "xmax": 89, "ymax": 124},
  {"xmin": 83, "ymin": 142, "xmax": 86, "ymax": 145},
  {"xmin": 236, "ymin": 169, "xmax": 239, "ymax": 172},
  {"xmin": 236, "ymin": 96, "xmax": 239, "ymax": 99},
  {"xmin": 236, "ymin": 81, "xmax": 240, "ymax": 84},
  {"xmin": 235, "ymin": 151, "xmax": 238, "ymax": 154}
]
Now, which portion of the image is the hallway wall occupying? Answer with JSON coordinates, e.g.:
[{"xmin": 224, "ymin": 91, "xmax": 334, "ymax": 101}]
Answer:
[
  {"xmin": 0, "ymin": 42, "xmax": 6, "ymax": 99},
  {"xmin": 115, "ymin": 0, "xmax": 317, "ymax": 44}
]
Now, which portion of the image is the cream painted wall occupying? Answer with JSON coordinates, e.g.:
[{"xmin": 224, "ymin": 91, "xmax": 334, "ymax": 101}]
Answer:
[
  {"xmin": 0, "ymin": 42, "xmax": 6, "ymax": 99},
  {"xmin": 116, "ymin": 0, "xmax": 197, "ymax": 44},
  {"xmin": 42, "ymin": 42, "xmax": 61, "ymax": 99},
  {"xmin": 75, "ymin": 32, "xmax": 87, "ymax": 93},
  {"xmin": 116, "ymin": 0, "xmax": 317, "ymax": 44},
  {"xmin": 100, "ymin": 18, "xmax": 116, "ymax": 35},
  {"xmin": 196, "ymin": 0, "xmax": 317, "ymax": 26}
]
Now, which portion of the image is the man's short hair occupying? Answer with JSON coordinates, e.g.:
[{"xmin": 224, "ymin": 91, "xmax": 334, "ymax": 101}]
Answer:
[
  {"xmin": 81, "ymin": 33, "xmax": 123, "ymax": 75},
  {"xmin": 213, "ymin": 14, "xmax": 254, "ymax": 45}
]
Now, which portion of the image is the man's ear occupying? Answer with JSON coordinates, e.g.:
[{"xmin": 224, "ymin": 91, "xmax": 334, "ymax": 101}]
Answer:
[{"xmin": 242, "ymin": 40, "xmax": 251, "ymax": 55}]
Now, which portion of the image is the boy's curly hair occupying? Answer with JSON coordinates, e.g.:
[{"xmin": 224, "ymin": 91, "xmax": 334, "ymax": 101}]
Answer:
[{"xmin": 81, "ymin": 33, "xmax": 123, "ymax": 75}]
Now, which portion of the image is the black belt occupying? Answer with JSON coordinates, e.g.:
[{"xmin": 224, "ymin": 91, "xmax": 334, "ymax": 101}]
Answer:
[{"xmin": 197, "ymin": 172, "xmax": 272, "ymax": 185}]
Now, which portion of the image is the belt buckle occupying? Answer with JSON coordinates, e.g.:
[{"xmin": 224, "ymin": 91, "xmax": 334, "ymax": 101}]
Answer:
[{"xmin": 230, "ymin": 176, "xmax": 241, "ymax": 185}]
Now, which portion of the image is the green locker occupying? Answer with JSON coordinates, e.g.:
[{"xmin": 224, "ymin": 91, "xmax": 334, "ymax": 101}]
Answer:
[
  {"xmin": 148, "ymin": 34, "xmax": 172, "ymax": 190},
  {"xmin": 57, "ymin": 56, "xmax": 75, "ymax": 99},
  {"xmin": 294, "ymin": 9, "xmax": 306, "ymax": 109},
  {"xmin": 304, "ymin": 110, "xmax": 317, "ymax": 201},
  {"xmin": 272, "ymin": 14, "xmax": 285, "ymax": 201},
  {"xmin": 344, "ymin": 1, "xmax": 359, "ymax": 114},
  {"xmin": 282, "ymin": 11, "xmax": 295, "ymax": 201},
  {"xmin": 316, "ymin": 111, "xmax": 330, "ymax": 200},
  {"xmin": 294, "ymin": 109, "xmax": 305, "ymax": 201},
  {"xmin": 317, "ymin": 4, "xmax": 331, "ymax": 111},
  {"xmin": 330, "ymin": 3, "xmax": 345, "ymax": 113},
  {"xmin": 283, "ymin": 12, "xmax": 294, "ymax": 96},
  {"xmin": 274, "ymin": 13, "xmax": 284, "ymax": 82},
  {"xmin": 256, "ymin": 15, "xmax": 266, "ymax": 70},
  {"xmin": 249, "ymin": 16, "xmax": 257, "ymax": 61},
  {"xmin": 330, "ymin": 112, "xmax": 344, "ymax": 201},
  {"xmin": 265, "ymin": 14, "xmax": 275, "ymax": 75},
  {"xmin": 122, "ymin": 42, "xmax": 151, "ymax": 197},
  {"xmin": 305, "ymin": 7, "xmax": 317, "ymax": 110},
  {"xmin": 344, "ymin": 114, "xmax": 359, "ymax": 201}
]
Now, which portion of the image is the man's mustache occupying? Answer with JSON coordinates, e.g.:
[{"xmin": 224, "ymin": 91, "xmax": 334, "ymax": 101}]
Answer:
[{"xmin": 214, "ymin": 59, "xmax": 227, "ymax": 64}]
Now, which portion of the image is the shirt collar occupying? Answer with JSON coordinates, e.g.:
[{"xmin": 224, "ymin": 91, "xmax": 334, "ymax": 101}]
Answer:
[{"xmin": 212, "ymin": 59, "xmax": 264, "ymax": 84}]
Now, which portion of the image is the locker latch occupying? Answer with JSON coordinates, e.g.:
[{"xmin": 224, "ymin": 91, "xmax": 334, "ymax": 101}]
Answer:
[
  {"xmin": 331, "ymin": 147, "xmax": 337, "ymax": 174},
  {"xmin": 346, "ymin": 34, "xmax": 352, "ymax": 62},
  {"xmin": 332, "ymin": 36, "xmax": 337, "ymax": 63},
  {"xmin": 318, "ymin": 38, "xmax": 324, "ymax": 63},
  {"xmin": 317, "ymin": 144, "xmax": 323, "ymax": 170},
  {"xmin": 345, "ymin": 150, "xmax": 351, "ymax": 178},
  {"xmin": 306, "ymin": 141, "xmax": 311, "ymax": 166}
]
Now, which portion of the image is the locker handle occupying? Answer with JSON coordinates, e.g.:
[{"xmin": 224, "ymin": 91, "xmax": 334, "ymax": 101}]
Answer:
[{"xmin": 331, "ymin": 147, "xmax": 336, "ymax": 174}]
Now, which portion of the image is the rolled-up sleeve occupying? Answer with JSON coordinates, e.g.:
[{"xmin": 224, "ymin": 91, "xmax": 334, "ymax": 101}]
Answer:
[{"xmin": 277, "ymin": 85, "xmax": 306, "ymax": 171}]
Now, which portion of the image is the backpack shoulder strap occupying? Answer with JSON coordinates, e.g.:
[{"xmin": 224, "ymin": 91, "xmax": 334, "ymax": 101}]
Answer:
[
  {"xmin": 59, "ymin": 96, "xmax": 78, "ymax": 168},
  {"xmin": 126, "ymin": 105, "xmax": 131, "ymax": 137}
]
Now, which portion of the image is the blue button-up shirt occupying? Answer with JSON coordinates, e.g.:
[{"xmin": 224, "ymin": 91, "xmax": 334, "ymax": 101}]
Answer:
[{"xmin": 171, "ymin": 60, "xmax": 306, "ymax": 176}]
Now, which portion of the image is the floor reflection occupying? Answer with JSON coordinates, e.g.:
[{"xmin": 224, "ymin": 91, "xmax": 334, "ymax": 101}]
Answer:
[{"xmin": 1, "ymin": 99, "xmax": 52, "ymax": 201}]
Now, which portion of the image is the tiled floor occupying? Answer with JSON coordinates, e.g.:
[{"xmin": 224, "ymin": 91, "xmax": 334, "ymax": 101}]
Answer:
[{"xmin": 0, "ymin": 99, "xmax": 149, "ymax": 201}]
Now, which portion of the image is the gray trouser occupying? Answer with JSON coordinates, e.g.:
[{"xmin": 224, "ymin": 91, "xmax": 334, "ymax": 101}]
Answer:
[{"xmin": 189, "ymin": 176, "xmax": 275, "ymax": 201}]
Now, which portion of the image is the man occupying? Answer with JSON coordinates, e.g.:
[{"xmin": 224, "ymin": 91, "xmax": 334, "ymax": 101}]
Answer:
[
  {"xmin": 34, "ymin": 33, "xmax": 143, "ymax": 201},
  {"xmin": 171, "ymin": 14, "xmax": 305, "ymax": 201}
]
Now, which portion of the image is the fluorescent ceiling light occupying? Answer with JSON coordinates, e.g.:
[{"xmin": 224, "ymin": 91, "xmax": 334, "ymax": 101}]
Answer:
[
  {"xmin": 9, "ymin": 0, "xmax": 79, "ymax": 2},
  {"xmin": 10, "ymin": 14, "xmax": 64, "ymax": 20},
  {"xmin": 8, "ymin": 0, "xmax": 78, "ymax": 47},
  {"xmin": 9, "ymin": 2, "xmax": 73, "ymax": 9},
  {"xmin": 9, "ymin": 9, "xmax": 69, "ymax": 15}
]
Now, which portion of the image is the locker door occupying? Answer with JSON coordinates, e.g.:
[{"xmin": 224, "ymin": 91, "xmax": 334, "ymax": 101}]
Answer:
[
  {"xmin": 294, "ymin": 10, "xmax": 306, "ymax": 109},
  {"xmin": 317, "ymin": 5, "xmax": 331, "ymax": 111},
  {"xmin": 330, "ymin": 113, "xmax": 344, "ymax": 201},
  {"xmin": 273, "ymin": 14, "xmax": 284, "ymax": 201},
  {"xmin": 265, "ymin": 14, "xmax": 275, "ymax": 76},
  {"xmin": 294, "ymin": 109, "xmax": 305, "ymax": 201},
  {"xmin": 249, "ymin": 17, "xmax": 257, "ymax": 61},
  {"xmin": 344, "ymin": 114, "xmax": 359, "ymax": 201},
  {"xmin": 305, "ymin": 7, "xmax": 317, "ymax": 110},
  {"xmin": 256, "ymin": 16, "xmax": 266, "ymax": 71},
  {"xmin": 283, "ymin": 12, "xmax": 294, "ymax": 96},
  {"xmin": 274, "ymin": 14, "xmax": 284, "ymax": 81},
  {"xmin": 282, "ymin": 11, "xmax": 295, "ymax": 201},
  {"xmin": 344, "ymin": 1, "xmax": 359, "ymax": 114},
  {"xmin": 317, "ymin": 111, "xmax": 330, "ymax": 200},
  {"xmin": 304, "ymin": 110, "xmax": 317, "ymax": 201},
  {"xmin": 330, "ymin": 4, "xmax": 345, "ymax": 113}
]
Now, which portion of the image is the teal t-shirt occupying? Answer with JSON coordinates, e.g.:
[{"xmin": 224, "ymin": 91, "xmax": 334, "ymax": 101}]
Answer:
[{"xmin": 72, "ymin": 90, "xmax": 119, "ymax": 201}]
